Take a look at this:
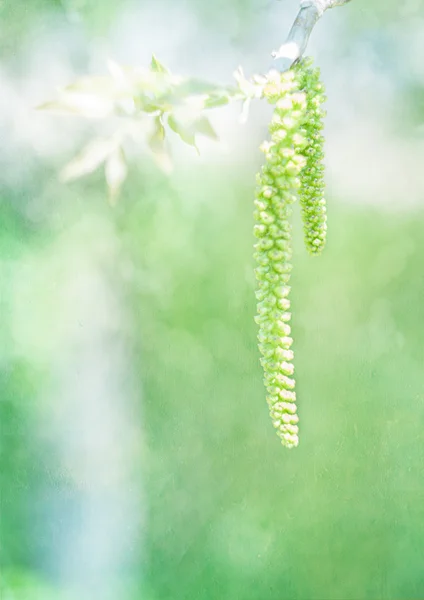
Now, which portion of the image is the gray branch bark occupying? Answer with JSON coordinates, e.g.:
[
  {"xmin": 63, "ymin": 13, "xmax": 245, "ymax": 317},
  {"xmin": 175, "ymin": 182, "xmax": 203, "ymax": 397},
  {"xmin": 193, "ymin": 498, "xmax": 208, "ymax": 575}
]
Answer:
[{"xmin": 271, "ymin": 0, "xmax": 352, "ymax": 72}]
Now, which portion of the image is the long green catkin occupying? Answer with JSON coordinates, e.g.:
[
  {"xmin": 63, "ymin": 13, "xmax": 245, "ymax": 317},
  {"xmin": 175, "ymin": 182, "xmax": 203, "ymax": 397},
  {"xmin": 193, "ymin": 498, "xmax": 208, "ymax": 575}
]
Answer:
[{"xmin": 254, "ymin": 61, "xmax": 326, "ymax": 448}]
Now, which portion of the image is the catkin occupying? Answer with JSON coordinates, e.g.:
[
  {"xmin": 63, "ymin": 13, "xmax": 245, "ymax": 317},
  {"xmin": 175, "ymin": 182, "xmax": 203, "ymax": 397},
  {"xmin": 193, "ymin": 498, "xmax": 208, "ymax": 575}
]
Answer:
[
  {"xmin": 254, "ymin": 60, "xmax": 327, "ymax": 448},
  {"xmin": 254, "ymin": 69, "xmax": 307, "ymax": 448},
  {"xmin": 298, "ymin": 60, "xmax": 327, "ymax": 255}
]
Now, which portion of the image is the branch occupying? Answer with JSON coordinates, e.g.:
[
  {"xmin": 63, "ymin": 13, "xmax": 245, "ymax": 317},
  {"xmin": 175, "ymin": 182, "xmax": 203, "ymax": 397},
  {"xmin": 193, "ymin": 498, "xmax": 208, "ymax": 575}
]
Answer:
[{"xmin": 270, "ymin": 0, "xmax": 352, "ymax": 73}]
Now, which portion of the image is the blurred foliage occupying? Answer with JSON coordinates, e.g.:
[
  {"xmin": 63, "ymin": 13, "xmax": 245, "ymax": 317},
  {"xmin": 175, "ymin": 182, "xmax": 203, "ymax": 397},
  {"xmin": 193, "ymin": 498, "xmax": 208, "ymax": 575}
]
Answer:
[
  {"xmin": 2, "ymin": 1, "xmax": 424, "ymax": 600},
  {"xmin": 37, "ymin": 56, "xmax": 264, "ymax": 199}
]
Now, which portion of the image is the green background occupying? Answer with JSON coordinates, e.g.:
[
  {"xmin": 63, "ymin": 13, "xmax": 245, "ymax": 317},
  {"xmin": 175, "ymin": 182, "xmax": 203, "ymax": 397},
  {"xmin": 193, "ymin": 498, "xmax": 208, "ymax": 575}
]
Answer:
[{"xmin": 1, "ymin": 1, "xmax": 424, "ymax": 599}]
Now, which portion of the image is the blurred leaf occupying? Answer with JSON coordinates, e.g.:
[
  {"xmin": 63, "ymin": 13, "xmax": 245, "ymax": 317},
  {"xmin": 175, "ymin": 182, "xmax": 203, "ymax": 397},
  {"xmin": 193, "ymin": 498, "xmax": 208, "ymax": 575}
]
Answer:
[
  {"xmin": 107, "ymin": 59, "xmax": 127, "ymax": 82},
  {"xmin": 60, "ymin": 138, "xmax": 118, "ymax": 182},
  {"xmin": 148, "ymin": 116, "xmax": 166, "ymax": 153},
  {"xmin": 234, "ymin": 66, "xmax": 263, "ymax": 100},
  {"xmin": 134, "ymin": 94, "xmax": 168, "ymax": 114},
  {"xmin": 168, "ymin": 113, "xmax": 218, "ymax": 151},
  {"xmin": 191, "ymin": 115, "xmax": 219, "ymax": 141},
  {"xmin": 204, "ymin": 94, "xmax": 231, "ymax": 109},
  {"xmin": 64, "ymin": 75, "xmax": 119, "ymax": 96},
  {"xmin": 240, "ymin": 98, "xmax": 251, "ymax": 124},
  {"xmin": 173, "ymin": 81, "xmax": 240, "ymax": 112},
  {"xmin": 37, "ymin": 92, "xmax": 115, "ymax": 119},
  {"xmin": 148, "ymin": 116, "xmax": 173, "ymax": 174},
  {"xmin": 168, "ymin": 114, "xmax": 197, "ymax": 151},
  {"xmin": 37, "ymin": 100, "xmax": 79, "ymax": 115},
  {"xmin": 105, "ymin": 147, "xmax": 128, "ymax": 204},
  {"xmin": 151, "ymin": 54, "xmax": 170, "ymax": 75},
  {"xmin": 176, "ymin": 79, "xmax": 234, "ymax": 97}
]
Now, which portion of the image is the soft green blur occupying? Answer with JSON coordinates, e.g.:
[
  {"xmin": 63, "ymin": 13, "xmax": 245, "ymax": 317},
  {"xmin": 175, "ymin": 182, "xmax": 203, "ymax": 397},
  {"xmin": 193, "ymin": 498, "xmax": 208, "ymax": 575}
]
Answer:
[{"xmin": 1, "ymin": 1, "xmax": 424, "ymax": 599}]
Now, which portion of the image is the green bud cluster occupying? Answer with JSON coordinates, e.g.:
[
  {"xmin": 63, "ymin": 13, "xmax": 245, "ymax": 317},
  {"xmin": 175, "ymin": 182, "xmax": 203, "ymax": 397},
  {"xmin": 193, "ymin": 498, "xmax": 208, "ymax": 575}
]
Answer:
[
  {"xmin": 254, "ymin": 61, "xmax": 327, "ymax": 448},
  {"xmin": 297, "ymin": 60, "xmax": 327, "ymax": 255}
]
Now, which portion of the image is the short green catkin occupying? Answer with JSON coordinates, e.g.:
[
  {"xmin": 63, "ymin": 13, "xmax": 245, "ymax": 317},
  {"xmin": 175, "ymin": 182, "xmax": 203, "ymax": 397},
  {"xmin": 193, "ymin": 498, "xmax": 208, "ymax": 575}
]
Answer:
[
  {"xmin": 298, "ymin": 60, "xmax": 327, "ymax": 255},
  {"xmin": 254, "ymin": 60, "xmax": 326, "ymax": 448}
]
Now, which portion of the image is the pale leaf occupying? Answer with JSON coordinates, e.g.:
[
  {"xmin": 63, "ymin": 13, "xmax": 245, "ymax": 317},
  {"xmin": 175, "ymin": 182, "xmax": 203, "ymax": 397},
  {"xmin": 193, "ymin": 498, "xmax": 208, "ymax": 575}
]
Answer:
[
  {"xmin": 37, "ymin": 92, "xmax": 114, "ymax": 119},
  {"xmin": 192, "ymin": 115, "xmax": 219, "ymax": 141},
  {"xmin": 148, "ymin": 116, "xmax": 166, "ymax": 153},
  {"xmin": 168, "ymin": 114, "xmax": 197, "ymax": 151},
  {"xmin": 147, "ymin": 116, "xmax": 173, "ymax": 173},
  {"xmin": 60, "ymin": 138, "xmax": 118, "ymax": 182},
  {"xmin": 233, "ymin": 66, "xmax": 262, "ymax": 100},
  {"xmin": 64, "ymin": 75, "xmax": 118, "ymax": 96},
  {"xmin": 105, "ymin": 148, "xmax": 128, "ymax": 203},
  {"xmin": 240, "ymin": 98, "xmax": 251, "ymax": 124},
  {"xmin": 203, "ymin": 94, "xmax": 231, "ymax": 109},
  {"xmin": 168, "ymin": 113, "xmax": 219, "ymax": 150},
  {"xmin": 107, "ymin": 59, "xmax": 127, "ymax": 83}
]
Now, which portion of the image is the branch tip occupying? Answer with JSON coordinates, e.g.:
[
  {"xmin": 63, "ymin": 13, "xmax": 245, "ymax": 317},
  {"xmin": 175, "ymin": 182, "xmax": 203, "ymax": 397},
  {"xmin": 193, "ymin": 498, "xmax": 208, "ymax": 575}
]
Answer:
[{"xmin": 271, "ymin": 0, "xmax": 352, "ymax": 73}]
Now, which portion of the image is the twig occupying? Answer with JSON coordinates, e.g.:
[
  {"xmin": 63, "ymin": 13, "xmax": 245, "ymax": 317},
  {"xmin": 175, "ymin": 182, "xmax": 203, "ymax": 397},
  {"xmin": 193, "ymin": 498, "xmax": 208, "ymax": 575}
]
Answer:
[{"xmin": 270, "ymin": 0, "xmax": 352, "ymax": 72}]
